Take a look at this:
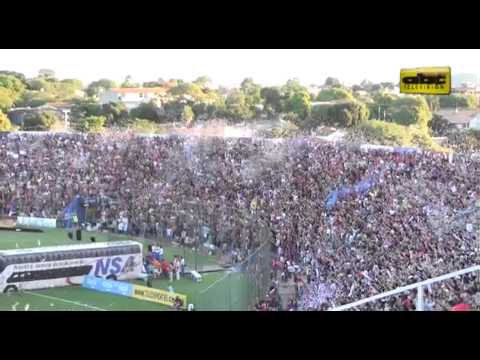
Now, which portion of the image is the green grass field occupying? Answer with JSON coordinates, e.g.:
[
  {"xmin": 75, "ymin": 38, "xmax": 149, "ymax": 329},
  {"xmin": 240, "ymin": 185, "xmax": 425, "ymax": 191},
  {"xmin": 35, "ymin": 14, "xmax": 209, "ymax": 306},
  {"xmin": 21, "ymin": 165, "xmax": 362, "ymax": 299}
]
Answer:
[{"xmin": 0, "ymin": 228, "xmax": 245, "ymax": 311}]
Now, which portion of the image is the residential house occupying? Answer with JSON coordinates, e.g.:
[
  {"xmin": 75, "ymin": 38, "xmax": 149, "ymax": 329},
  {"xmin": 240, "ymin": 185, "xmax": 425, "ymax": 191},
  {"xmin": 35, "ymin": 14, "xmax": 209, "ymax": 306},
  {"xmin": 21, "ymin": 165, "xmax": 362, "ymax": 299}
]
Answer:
[
  {"xmin": 435, "ymin": 109, "xmax": 480, "ymax": 130},
  {"xmin": 98, "ymin": 87, "xmax": 167, "ymax": 110}
]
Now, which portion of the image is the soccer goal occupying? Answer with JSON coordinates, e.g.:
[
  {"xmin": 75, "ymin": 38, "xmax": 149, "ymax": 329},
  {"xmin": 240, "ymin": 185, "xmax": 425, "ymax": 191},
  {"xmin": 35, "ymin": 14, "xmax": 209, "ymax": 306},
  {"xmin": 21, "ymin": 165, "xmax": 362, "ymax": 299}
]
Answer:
[{"xmin": 329, "ymin": 265, "xmax": 480, "ymax": 311}]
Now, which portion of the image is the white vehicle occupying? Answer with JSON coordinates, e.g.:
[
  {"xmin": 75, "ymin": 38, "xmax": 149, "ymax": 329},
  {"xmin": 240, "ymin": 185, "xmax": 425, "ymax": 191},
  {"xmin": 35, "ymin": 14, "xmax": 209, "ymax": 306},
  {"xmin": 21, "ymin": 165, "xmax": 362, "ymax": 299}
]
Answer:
[{"xmin": 0, "ymin": 241, "xmax": 143, "ymax": 293}]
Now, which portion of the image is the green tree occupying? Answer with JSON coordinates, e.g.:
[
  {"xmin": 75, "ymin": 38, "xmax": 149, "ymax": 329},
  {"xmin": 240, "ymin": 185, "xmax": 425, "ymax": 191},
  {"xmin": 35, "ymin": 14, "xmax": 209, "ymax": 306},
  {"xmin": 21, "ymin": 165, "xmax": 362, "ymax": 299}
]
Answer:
[
  {"xmin": 76, "ymin": 115, "xmax": 106, "ymax": 133},
  {"xmin": 240, "ymin": 78, "xmax": 262, "ymax": 110},
  {"xmin": 52, "ymin": 82, "xmax": 81, "ymax": 101},
  {"xmin": 61, "ymin": 79, "xmax": 83, "ymax": 90},
  {"xmin": 369, "ymin": 94, "xmax": 432, "ymax": 127},
  {"xmin": 439, "ymin": 94, "xmax": 477, "ymax": 109},
  {"xmin": 23, "ymin": 111, "xmax": 59, "ymax": 131},
  {"xmin": 391, "ymin": 96, "xmax": 432, "ymax": 127},
  {"xmin": 193, "ymin": 76, "xmax": 211, "ymax": 87},
  {"xmin": 324, "ymin": 77, "xmax": 341, "ymax": 87},
  {"xmin": 191, "ymin": 102, "xmax": 220, "ymax": 120},
  {"xmin": 356, "ymin": 119, "xmax": 445, "ymax": 151},
  {"xmin": 316, "ymin": 88, "xmax": 354, "ymax": 101},
  {"xmin": 0, "ymin": 74, "xmax": 25, "ymax": 100},
  {"xmin": 284, "ymin": 90, "xmax": 311, "ymax": 119},
  {"xmin": 130, "ymin": 101, "xmax": 160, "ymax": 122},
  {"xmin": 0, "ymin": 88, "xmax": 14, "ymax": 112},
  {"xmin": 225, "ymin": 90, "xmax": 255, "ymax": 120},
  {"xmin": 0, "ymin": 71, "xmax": 26, "ymax": 84},
  {"xmin": 101, "ymin": 102, "xmax": 129, "ymax": 127},
  {"xmin": 162, "ymin": 100, "xmax": 185, "ymax": 122},
  {"xmin": 70, "ymin": 99, "xmax": 102, "ymax": 121},
  {"xmin": 86, "ymin": 79, "xmax": 117, "ymax": 97},
  {"xmin": 260, "ymin": 86, "xmax": 283, "ymax": 115},
  {"xmin": 128, "ymin": 118, "xmax": 158, "ymax": 133},
  {"xmin": 143, "ymin": 81, "xmax": 163, "ymax": 88},
  {"xmin": 282, "ymin": 79, "xmax": 305, "ymax": 97},
  {"xmin": 169, "ymin": 82, "xmax": 205, "ymax": 101},
  {"xmin": 182, "ymin": 105, "xmax": 195, "ymax": 125},
  {"xmin": 27, "ymin": 78, "xmax": 52, "ymax": 92},
  {"xmin": 15, "ymin": 90, "xmax": 54, "ymax": 108},
  {"xmin": 308, "ymin": 100, "xmax": 368, "ymax": 128},
  {"xmin": 121, "ymin": 75, "xmax": 140, "ymax": 88},
  {"xmin": 0, "ymin": 111, "xmax": 12, "ymax": 131}
]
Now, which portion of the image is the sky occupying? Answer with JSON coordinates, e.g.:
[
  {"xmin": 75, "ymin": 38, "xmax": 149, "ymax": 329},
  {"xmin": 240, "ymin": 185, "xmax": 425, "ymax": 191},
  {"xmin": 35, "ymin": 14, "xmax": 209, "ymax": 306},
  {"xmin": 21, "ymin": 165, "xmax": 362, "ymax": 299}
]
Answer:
[{"xmin": 0, "ymin": 49, "xmax": 479, "ymax": 87}]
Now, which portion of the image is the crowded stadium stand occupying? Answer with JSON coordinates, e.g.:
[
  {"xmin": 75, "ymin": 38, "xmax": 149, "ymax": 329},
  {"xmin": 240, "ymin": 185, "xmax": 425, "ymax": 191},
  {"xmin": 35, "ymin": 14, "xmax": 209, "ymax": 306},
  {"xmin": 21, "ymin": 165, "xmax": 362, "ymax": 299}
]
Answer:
[{"xmin": 1, "ymin": 131, "xmax": 479, "ymax": 310}]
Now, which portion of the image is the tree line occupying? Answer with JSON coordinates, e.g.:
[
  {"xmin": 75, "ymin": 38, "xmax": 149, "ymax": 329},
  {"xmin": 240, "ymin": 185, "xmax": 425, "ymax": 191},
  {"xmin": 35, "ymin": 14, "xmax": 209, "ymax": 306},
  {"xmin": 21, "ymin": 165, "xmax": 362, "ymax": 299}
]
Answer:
[{"xmin": 0, "ymin": 71, "xmax": 478, "ymax": 135}]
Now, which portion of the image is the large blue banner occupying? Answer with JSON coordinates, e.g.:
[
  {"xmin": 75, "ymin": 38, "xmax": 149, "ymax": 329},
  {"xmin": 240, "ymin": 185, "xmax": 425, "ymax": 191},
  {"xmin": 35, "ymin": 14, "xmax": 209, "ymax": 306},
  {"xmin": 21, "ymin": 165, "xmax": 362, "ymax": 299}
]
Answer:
[
  {"xmin": 63, "ymin": 195, "xmax": 85, "ymax": 228},
  {"xmin": 83, "ymin": 276, "xmax": 133, "ymax": 297},
  {"xmin": 325, "ymin": 177, "xmax": 375, "ymax": 210}
]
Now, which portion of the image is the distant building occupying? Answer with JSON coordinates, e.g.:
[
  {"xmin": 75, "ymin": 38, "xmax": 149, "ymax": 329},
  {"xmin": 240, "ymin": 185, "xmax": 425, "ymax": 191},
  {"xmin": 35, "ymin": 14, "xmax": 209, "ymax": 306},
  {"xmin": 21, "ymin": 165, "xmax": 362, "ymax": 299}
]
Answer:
[
  {"xmin": 435, "ymin": 109, "xmax": 480, "ymax": 130},
  {"xmin": 8, "ymin": 103, "xmax": 72, "ymax": 128},
  {"xmin": 353, "ymin": 90, "xmax": 369, "ymax": 97},
  {"xmin": 453, "ymin": 82, "xmax": 480, "ymax": 95},
  {"xmin": 74, "ymin": 89, "xmax": 85, "ymax": 98},
  {"xmin": 306, "ymin": 85, "xmax": 323, "ymax": 98},
  {"xmin": 98, "ymin": 87, "xmax": 167, "ymax": 110},
  {"xmin": 311, "ymin": 100, "xmax": 351, "ymax": 109},
  {"xmin": 452, "ymin": 82, "xmax": 480, "ymax": 103},
  {"xmin": 384, "ymin": 86, "xmax": 400, "ymax": 95}
]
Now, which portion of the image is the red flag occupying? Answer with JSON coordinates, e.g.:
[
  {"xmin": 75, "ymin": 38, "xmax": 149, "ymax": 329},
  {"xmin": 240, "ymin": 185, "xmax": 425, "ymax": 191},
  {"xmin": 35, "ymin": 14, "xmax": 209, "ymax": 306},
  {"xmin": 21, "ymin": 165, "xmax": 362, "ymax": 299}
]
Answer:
[{"xmin": 450, "ymin": 303, "xmax": 471, "ymax": 311}]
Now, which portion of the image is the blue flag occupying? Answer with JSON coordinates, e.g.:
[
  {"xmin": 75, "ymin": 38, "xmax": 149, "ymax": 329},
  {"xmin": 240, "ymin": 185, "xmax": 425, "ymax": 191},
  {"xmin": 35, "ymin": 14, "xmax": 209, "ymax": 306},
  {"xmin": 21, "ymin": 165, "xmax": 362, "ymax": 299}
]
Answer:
[{"xmin": 63, "ymin": 195, "xmax": 86, "ymax": 228}]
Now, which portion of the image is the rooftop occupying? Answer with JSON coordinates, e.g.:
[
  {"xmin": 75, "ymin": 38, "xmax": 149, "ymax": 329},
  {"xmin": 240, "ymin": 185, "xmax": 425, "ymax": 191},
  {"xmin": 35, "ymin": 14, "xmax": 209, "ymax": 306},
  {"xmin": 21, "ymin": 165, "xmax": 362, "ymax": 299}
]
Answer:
[
  {"xmin": 436, "ymin": 109, "xmax": 479, "ymax": 124},
  {"xmin": 108, "ymin": 87, "xmax": 167, "ymax": 94}
]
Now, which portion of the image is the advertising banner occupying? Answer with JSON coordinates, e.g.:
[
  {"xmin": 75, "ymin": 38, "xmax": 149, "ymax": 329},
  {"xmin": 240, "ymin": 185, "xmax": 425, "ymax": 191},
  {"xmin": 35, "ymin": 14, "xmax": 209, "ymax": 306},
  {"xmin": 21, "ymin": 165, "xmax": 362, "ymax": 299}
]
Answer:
[
  {"xmin": 16, "ymin": 216, "xmax": 57, "ymax": 228},
  {"xmin": 82, "ymin": 276, "xmax": 187, "ymax": 308},
  {"xmin": 132, "ymin": 284, "xmax": 187, "ymax": 308},
  {"xmin": 0, "ymin": 216, "xmax": 16, "ymax": 229},
  {"xmin": 83, "ymin": 276, "xmax": 133, "ymax": 297}
]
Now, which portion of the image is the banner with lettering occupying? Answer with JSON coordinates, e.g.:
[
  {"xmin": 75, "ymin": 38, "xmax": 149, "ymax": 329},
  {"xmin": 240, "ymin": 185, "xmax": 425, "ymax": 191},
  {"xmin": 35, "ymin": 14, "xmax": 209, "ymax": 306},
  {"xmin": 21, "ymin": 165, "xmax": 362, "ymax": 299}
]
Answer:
[
  {"xmin": 132, "ymin": 284, "xmax": 187, "ymax": 308},
  {"xmin": 17, "ymin": 216, "xmax": 57, "ymax": 228},
  {"xmin": 82, "ymin": 276, "xmax": 187, "ymax": 308}
]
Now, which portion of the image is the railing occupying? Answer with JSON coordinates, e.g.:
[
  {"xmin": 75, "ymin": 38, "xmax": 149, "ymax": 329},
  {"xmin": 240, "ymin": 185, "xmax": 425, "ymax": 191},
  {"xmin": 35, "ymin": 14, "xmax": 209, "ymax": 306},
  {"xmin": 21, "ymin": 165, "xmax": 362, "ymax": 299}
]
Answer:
[{"xmin": 329, "ymin": 265, "xmax": 480, "ymax": 311}]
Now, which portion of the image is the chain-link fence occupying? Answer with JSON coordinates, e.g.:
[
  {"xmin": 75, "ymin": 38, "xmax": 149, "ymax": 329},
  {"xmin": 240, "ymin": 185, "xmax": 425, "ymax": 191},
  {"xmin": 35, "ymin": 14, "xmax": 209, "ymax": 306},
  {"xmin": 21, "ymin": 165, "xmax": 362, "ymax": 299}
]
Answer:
[{"xmin": 193, "ymin": 226, "xmax": 274, "ymax": 311}]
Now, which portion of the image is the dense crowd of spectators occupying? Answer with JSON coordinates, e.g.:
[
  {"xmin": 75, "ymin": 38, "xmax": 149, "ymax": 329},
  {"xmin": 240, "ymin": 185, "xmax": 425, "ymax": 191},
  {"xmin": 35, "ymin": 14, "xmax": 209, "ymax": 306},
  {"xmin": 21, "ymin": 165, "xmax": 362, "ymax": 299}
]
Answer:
[{"xmin": 1, "ymin": 131, "xmax": 479, "ymax": 310}]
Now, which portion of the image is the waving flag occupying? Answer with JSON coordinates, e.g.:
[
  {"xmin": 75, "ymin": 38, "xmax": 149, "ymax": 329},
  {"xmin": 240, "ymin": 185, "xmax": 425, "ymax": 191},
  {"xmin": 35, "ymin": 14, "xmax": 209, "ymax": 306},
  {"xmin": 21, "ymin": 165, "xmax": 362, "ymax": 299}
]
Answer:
[{"xmin": 63, "ymin": 195, "xmax": 86, "ymax": 228}]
